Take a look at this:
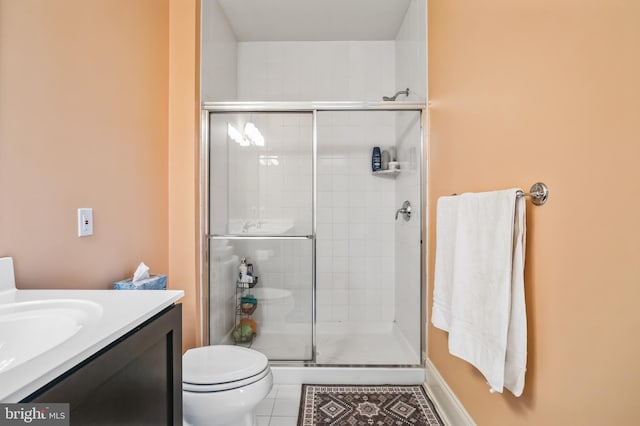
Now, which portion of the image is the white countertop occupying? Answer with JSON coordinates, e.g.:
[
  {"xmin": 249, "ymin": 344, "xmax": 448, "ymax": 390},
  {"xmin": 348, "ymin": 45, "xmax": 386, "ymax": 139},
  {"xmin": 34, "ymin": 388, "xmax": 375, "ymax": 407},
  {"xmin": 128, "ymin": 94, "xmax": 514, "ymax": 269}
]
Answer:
[{"xmin": 0, "ymin": 288, "xmax": 183, "ymax": 402}]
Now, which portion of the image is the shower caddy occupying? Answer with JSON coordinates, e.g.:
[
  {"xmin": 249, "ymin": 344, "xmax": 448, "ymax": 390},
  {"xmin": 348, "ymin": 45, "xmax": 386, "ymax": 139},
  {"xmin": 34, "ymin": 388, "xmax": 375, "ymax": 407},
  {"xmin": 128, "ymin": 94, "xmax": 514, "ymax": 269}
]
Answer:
[{"xmin": 233, "ymin": 266, "xmax": 258, "ymax": 344}]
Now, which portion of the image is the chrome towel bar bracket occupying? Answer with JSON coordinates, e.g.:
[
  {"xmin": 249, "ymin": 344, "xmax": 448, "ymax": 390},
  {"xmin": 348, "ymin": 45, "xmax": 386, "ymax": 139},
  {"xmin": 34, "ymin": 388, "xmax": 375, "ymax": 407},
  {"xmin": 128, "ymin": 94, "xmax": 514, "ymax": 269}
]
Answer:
[{"xmin": 517, "ymin": 182, "xmax": 549, "ymax": 206}]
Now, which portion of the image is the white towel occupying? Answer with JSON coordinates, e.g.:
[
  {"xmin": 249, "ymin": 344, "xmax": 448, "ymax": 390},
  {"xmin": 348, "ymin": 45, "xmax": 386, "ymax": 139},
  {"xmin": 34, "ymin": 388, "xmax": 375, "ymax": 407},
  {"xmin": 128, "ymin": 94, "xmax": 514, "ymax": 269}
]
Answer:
[{"xmin": 432, "ymin": 189, "xmax": 527, "ymax": 396}]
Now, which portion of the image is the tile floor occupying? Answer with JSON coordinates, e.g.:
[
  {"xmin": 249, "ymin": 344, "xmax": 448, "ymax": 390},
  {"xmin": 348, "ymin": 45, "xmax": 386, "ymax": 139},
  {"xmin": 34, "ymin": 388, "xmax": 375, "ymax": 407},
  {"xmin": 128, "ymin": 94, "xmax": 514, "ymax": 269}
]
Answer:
[{"xmin": 256, "ymin": 384, "xmax": 301, "ymax": 426}]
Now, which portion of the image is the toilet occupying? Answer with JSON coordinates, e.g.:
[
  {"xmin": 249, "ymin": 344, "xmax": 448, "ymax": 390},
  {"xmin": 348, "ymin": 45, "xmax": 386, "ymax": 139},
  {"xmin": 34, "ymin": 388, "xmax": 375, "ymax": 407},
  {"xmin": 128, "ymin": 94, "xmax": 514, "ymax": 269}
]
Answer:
[{"xmin": 183, "ymin": 345, "xmax": 273, "ymax": 426}]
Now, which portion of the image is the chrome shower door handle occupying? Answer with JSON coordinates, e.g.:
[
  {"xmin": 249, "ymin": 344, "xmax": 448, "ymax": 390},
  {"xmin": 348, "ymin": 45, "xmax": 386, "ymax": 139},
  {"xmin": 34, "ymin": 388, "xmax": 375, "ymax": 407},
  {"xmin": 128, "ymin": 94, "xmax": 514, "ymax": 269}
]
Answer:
[{"xmin": 395, "ymin": 200, "xmax": 412, "ymax": 221}]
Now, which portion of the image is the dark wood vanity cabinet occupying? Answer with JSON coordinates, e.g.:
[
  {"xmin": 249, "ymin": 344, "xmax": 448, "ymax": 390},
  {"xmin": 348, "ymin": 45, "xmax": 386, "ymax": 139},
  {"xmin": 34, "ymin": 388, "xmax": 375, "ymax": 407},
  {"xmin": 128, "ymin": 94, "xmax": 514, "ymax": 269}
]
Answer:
[{"xmin": 22, "ymin": 304, "xmax": 182, "ymax": 426}]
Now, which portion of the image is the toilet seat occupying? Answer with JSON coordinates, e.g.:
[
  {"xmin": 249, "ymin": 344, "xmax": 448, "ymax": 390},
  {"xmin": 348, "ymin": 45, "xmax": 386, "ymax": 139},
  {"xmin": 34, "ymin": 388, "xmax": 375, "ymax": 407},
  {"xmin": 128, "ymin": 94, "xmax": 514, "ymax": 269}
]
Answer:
[
  {"xmin": 183, "ymin": 366, "xmax": 270, "ymax": 392},
  {"xmin": 183, "ymin": 345, "xmax": 269, "ymax": 392}
]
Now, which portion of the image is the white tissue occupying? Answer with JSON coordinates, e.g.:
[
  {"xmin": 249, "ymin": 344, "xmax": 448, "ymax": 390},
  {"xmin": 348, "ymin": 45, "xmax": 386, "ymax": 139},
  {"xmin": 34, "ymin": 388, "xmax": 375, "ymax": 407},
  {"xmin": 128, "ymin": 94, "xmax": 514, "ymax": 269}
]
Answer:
[{"xmin": 132, "ymin": 262, "xmax": 150, "ymax": 283}]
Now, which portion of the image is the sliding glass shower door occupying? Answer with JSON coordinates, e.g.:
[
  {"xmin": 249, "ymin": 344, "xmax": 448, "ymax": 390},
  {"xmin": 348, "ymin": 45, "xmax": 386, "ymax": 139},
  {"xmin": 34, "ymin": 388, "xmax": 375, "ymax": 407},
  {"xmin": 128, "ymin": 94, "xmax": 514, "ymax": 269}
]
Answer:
[{"xmin": 208, "ymin": 112, "xmax": 314, "ymax": 361}]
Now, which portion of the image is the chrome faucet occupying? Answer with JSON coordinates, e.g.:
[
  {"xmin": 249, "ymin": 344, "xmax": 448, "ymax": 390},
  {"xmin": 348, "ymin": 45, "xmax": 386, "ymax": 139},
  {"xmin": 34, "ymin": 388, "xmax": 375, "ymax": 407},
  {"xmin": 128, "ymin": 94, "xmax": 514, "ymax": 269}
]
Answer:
[{"xmin": 395, "ymin": 201, "xmax": 412, "ymax": 221}]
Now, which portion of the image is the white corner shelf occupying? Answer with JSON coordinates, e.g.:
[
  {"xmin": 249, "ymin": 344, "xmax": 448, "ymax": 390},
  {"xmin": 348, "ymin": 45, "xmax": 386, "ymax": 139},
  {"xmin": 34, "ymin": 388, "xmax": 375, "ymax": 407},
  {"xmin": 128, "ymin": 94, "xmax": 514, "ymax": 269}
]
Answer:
[{"xmin": 372, "ymin": 169, "xmax": 400, "ymax": 178}]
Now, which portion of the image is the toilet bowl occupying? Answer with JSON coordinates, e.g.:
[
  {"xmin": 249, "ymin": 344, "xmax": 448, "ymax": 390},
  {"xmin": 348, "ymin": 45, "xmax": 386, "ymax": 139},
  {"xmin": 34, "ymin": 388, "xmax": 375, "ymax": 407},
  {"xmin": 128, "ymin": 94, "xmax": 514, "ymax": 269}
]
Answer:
[{"xmin": 183, "ymin": 345, "xmax": 273, "ymax": 426}]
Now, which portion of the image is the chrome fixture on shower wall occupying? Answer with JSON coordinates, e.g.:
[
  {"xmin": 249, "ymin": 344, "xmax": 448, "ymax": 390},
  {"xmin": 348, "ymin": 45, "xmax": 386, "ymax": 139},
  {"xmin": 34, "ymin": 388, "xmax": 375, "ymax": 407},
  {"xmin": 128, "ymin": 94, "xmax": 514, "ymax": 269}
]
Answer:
[
  {"xmin": 383, "ymin": 88, "xmax": 410, "ymax": 101},
  {"xmin": 395, "ymin": 200, "xmax": 412, "ymax": 221}
]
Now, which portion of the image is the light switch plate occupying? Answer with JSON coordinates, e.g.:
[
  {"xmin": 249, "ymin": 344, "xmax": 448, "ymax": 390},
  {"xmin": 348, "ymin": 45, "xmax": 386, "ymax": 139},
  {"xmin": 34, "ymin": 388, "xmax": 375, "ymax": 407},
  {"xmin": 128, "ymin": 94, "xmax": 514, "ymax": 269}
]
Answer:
[{"xmin": 78, "ymin": 208, "xmax": 93, "ymax": 237}]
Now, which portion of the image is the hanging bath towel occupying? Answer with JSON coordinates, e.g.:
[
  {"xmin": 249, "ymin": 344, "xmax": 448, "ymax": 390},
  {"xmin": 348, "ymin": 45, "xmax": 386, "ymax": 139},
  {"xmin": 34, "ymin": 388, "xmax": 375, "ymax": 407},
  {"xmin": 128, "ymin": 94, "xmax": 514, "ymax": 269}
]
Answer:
[{"xmin": 432, "ymin": 189, "xmax": 527, "ymax": 397}]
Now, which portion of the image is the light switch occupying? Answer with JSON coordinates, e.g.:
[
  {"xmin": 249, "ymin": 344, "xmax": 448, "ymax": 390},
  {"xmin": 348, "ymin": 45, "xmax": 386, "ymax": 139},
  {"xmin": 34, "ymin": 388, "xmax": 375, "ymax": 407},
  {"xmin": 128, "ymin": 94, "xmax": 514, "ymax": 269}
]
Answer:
[{"xmin": 78, "ymin": 208, "xmax": 93, "ymax": 237}]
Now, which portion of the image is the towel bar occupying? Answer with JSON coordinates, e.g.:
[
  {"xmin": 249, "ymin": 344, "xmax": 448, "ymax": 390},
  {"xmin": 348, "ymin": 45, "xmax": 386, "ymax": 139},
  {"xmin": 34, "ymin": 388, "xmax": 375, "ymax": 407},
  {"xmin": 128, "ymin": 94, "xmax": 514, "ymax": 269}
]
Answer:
[{"xmin": 452, "ymin": 182, "xmax": 549, "ymax": 206}]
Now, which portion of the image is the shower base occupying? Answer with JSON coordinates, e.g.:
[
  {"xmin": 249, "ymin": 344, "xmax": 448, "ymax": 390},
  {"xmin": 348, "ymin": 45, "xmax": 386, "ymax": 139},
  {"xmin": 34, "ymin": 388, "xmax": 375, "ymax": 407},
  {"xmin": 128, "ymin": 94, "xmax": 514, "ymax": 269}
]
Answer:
[
  {"xmin": 242, "ymin": 321, "xmax": 419, "ymax": 365},
  {"xmin": 316, "ymin": 321, "xmax": 420, "ymax": 365},
  {"xmin": 249, "ymin": 324, "xmax": 313, "ymax": 361},
  {"xmin": 272, "ymin": 366, "xmax": 425, "ymax": 385}
]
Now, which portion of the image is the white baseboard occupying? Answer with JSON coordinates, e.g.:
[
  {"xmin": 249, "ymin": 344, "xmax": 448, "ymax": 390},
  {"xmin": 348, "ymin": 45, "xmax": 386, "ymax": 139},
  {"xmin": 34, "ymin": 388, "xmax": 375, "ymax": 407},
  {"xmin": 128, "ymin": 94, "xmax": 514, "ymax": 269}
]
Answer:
[{"xmin": 424, "ymin": 358, "xmax": 476, "ymax": 426}]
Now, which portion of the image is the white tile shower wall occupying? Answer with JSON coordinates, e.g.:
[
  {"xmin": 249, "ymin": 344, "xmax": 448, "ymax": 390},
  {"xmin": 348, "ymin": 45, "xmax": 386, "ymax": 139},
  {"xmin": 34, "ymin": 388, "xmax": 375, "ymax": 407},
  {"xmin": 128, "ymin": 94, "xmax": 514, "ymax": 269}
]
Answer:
[
  {"xmin": 316, "ymin": 111, "xmax": 397, "ymax": 323},
  {"xmin": 394, "ymin": 111, "xmax": 422, "ymax": 361},
  {"xmin": 209, "ymin": 117, "xmax": 229, "ymax": 234},
  {"xmin": 209, "ymin": 247, "xmax": 238, "ymax": 345},
  {"xmin": 225, "ymin": 113, "xmax": 313, "ymax": 236},
  {"xmin": 237, "ymin": 41, "xmax": 396, "ymax": 101},
  {"xmin": 208, "ymin": 112, "xmax": 312, "ymax": 344},
  {"xmin": 201, "ymin": 0, "xmax": 238, "ymax": 101},
  {"xmin": 393, "ymin": 0, "xmax": 426, "ymax": 361},
  {"xmin": 209, "ymin": 115, "xmax": 233, "ymax": 344},
  {"xmin": 231, "ymin": 239, "xmax": 313, "ymax": 328},
  {"xmin": 208, "ymin": 238, "xmax": 313, "ymax": 349},
  {"xmin": 395, "ymin": 0, "xmax": 427, "ymax": 100}
]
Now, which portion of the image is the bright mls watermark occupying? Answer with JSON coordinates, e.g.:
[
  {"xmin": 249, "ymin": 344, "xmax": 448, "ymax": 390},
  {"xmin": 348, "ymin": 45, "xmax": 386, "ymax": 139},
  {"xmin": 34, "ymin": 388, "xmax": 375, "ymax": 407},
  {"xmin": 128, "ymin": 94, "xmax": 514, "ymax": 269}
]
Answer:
[{"xmin": 0, "ymin": 404, "xmax": 69, "ymax": 425}]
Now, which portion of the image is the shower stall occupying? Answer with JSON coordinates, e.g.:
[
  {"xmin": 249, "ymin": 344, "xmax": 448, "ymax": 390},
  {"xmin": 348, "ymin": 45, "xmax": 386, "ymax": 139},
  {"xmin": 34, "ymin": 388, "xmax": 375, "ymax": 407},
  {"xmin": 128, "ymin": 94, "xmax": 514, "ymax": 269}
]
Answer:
[
  {"xmin": 200, "ymin": 0, "xmax": 427, "ymax": 374},
  {"xmin": 204, "ymin": 104, "xmax": 424, "ymax": 366}
]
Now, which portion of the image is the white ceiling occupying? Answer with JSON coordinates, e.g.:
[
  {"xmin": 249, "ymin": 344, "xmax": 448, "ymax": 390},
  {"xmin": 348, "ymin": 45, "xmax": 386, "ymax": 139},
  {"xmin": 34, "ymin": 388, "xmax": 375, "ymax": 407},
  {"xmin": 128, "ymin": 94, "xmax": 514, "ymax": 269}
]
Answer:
[{"xmin": 216, "ymin": 0, "xmax": 412, "ymax": 42}]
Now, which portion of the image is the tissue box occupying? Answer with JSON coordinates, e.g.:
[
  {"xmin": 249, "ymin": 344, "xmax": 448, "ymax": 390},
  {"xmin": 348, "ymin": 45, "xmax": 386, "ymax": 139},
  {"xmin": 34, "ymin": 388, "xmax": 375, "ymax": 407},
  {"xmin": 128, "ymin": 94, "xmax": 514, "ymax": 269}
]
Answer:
[{"xmin": 114, "ymin": 274, "xmax": 167, "ymax": 290}]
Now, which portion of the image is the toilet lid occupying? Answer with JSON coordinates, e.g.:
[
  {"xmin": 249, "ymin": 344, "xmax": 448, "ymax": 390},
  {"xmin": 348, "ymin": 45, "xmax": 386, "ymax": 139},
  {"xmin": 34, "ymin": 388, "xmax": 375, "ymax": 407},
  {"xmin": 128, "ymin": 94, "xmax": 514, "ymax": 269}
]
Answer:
[{"xmin": 183, "ymin": 345, "xmax": 269, "ymax": 385}]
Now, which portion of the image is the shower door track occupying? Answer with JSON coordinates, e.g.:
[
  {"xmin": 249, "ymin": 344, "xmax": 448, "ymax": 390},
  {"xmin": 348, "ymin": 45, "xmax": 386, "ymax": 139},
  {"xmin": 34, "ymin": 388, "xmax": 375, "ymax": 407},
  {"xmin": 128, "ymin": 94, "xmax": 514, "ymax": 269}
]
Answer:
[{"xmin": 200, "ymin": 101, "xmax": 427, "ymax": 369}]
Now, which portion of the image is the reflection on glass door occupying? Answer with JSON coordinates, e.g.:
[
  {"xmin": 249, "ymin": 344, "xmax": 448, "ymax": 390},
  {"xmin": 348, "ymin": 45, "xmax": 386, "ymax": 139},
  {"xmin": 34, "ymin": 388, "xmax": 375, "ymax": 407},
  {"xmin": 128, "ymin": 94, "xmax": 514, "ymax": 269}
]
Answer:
[{"xmin": 208, "ymin": 112, "xmax": 313, "ymax": 361}]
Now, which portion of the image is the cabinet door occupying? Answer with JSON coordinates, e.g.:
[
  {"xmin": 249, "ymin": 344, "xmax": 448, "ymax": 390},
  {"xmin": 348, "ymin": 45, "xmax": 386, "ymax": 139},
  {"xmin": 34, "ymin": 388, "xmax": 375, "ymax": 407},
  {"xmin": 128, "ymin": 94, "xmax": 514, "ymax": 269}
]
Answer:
[{"xmin": 23, "ymin": 305, "xmax": 182, "ymax": 426}]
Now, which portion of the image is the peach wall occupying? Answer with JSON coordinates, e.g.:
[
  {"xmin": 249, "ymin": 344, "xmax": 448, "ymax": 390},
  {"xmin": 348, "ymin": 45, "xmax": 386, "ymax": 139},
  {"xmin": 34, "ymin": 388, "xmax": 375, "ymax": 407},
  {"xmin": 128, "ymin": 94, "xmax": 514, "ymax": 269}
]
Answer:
[
  {"xmin": 169, "ymin": 0, "xmax": 201, "ymax": 351},
  {"xmin": 0, "ymin": 0, "xmax": 169, "ymax": 288},
  {"xmin": 428, "ymin": 1, "xmax": 640, "ymax": 424}
]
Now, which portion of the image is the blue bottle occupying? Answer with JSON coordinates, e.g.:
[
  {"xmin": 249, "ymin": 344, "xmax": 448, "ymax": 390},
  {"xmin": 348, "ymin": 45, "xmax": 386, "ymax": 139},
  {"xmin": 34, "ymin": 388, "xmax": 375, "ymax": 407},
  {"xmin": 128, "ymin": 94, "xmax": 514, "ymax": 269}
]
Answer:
[{"xmin": 372, "ymin": 147, "xmax": 382, "ymax": 171}]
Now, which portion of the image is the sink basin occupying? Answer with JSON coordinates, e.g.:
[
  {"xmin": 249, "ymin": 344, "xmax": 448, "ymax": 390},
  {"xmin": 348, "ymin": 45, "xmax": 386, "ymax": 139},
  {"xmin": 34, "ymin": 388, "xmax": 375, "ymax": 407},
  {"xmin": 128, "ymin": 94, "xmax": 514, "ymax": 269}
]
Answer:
[{"xmin": 0, "ymin": 299, "xmax": 103, "ymax": 374}]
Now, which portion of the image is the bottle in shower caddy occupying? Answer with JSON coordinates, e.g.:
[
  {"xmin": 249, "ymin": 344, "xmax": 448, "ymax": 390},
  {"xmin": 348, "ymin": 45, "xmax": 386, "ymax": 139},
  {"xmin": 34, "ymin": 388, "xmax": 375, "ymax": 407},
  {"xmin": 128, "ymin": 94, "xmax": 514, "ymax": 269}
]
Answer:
[
  {"xmin": 238, "ymin": 257, "xmax": 253, "ymax": 286},
  {"xmin": 372, "ymin": 146, "xmax": 382, "ymax": 171}
]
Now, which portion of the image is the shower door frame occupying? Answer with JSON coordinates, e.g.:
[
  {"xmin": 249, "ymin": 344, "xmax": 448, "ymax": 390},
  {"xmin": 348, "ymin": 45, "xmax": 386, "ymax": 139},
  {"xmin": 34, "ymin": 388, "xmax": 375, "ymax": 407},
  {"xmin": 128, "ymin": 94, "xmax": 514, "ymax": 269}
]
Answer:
[{"xmin": 200, "ymin": 101, "xmax": 427, "ymax": 367}]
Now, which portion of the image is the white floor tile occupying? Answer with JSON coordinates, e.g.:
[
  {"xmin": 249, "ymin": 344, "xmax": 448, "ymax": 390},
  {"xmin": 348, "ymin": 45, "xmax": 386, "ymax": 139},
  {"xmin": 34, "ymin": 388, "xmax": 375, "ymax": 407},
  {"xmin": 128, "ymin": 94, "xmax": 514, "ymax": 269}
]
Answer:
[
  {"xmin": 255, "ymin": 398, "xmax": 275, "ymax": 416},
  {"xmin": 257, "ymin": 416, "xmax": 271, "ymax": 426},
  {"xmin": 276, "ymin": 384, "xmax": 302, "ymax": 399},
  {"xmin": 272, "ymin": 398, "xmax": 300, "ymax": 417},
  {"xmin": 269, "ymin": 416, "xmax": 298, "ymax": 426}
]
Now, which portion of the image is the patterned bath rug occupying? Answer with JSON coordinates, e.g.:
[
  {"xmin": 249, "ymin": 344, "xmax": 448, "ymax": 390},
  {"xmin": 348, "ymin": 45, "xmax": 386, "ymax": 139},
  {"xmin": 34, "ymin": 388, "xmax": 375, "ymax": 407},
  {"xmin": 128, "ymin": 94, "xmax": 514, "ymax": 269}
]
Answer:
[{"xmin": 297, "ymin": 384, "xmax": 443, "ymax": 426}]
